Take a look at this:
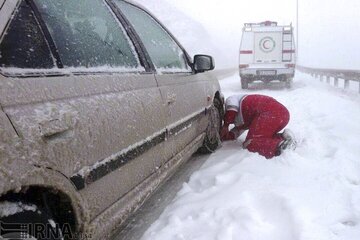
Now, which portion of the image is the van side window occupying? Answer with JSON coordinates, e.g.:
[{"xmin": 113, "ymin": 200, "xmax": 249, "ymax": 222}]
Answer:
[
  {"xmin": 115, "ymin": 1, "xmax": 190, "ymax": 73},
  {"xmin": 34, "ymin": 0, "xmax": 141, "ymax": 69},
  {"xmin": 0, "ymin": 0, "xmax": 55, "ymax": 69}
]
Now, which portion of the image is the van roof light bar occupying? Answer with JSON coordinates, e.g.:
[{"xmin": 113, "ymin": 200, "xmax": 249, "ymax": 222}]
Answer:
[{"xmin": 244, "ymin": 21, "xmax": 278, "ymax": 27}]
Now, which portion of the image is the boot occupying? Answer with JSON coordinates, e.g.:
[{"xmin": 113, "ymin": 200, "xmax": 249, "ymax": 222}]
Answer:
[{"xmin": 276, "ymin": 129, "xmax": 297, "ymax": 155}]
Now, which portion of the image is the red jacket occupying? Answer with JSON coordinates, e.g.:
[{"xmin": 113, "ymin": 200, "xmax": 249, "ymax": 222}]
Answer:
[{"xmin": 225, "ymin": 94, "xmax": 288, "ymax": 130}]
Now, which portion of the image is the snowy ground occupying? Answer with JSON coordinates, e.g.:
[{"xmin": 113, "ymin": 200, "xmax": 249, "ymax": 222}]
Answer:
[{"xmin": 140, "ymin": 72, "xmax": 360, "ymax": 240}]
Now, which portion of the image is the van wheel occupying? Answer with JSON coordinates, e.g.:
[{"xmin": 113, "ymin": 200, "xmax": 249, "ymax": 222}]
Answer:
[
  {"xmin": 241, "ymin": 77, "xmax": 249, "ymax": 89},
  {"xmin": 285, "ymin": 78, "xmax": 293, "ymax": 88},
  {"xmin": 198, "ymin": 98, "xmax": 223, "ymax": 154},
  {"xmin": 0, "ymin": 202, "xmax": 62, "ymax": 240}
]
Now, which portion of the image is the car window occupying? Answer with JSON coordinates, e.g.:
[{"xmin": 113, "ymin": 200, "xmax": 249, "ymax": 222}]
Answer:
[
  {"xmin": 115, "ymin": 1, "xmax": 190, "ymax": 73},
  {"xmin": 33, "ymin": 0, "xmax": 141, "ymax": 70},
  {"xmin": 0, "ymin": 0, "xmax": 55, "ymax": 69}
]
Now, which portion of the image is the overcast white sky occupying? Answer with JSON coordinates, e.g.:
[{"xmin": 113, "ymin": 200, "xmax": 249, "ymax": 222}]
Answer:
[
  {"xmin": 299, "ymin": 0, "xmax": 360, "ymax": 69},
  {"xmin": 137, "ymin": 0, "xmax": 360, "ymax": 70}
]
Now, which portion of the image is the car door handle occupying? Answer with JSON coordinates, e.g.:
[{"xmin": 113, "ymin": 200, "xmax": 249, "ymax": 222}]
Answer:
[
  {"xmin": 39, "ymin": 118, "xmax": 71, "ymax": 138},
  {"xmin": 166, "ymin": 93, "xmax": 176, "ymax": 104}
]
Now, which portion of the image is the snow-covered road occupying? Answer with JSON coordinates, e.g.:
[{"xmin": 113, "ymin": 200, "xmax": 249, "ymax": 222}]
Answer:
[{"xmin": 141, "ymin": 72, "xmax": 360, "ymax": 240}]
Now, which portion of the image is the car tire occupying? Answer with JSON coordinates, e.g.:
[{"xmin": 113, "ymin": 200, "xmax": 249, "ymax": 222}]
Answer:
[
  {"xmin": 285, "ymin": 77, "xmax": 293, "ymax": 88},
  {"xmin": 241, "ymin": 77, "xmax": 249, "ymax": 89},
  {"xmin": 198, "ymin": 98, "xmax": 223, "ymax": 154},
  {"xmin": 0, "ymin": 202, "xmax": 62, "ymax": 240}
]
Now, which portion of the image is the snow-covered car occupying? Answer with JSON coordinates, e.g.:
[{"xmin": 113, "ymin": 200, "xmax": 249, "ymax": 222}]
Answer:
[
  {"xmin": 239, "ymin": 21, "xmax": 296, "ymax": 89},
  {"xmin": 0, "ymin": 0, "xmax": 223, "ymax": 239}
]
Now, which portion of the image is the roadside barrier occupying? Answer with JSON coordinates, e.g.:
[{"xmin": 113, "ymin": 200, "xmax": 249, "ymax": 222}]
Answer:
[{"xmin": 297, "ymin": 65, "xmax": 360, "ymax": 94}]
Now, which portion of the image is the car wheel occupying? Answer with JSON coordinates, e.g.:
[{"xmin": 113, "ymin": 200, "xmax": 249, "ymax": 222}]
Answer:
[
  {"xmin": 241, "ymin": 77, "xmax": 249, "ymax": 89},
  {"xmin": 0, "ymin": 202, "xmax": 63, "ymax": 240},
  {"xmin": 198, "ymin": 98, "xmax": 223, "ymax": 154}
]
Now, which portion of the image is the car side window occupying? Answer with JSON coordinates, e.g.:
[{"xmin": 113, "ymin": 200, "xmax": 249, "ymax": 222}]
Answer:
[
  {"xmin": 115, "ymin": 1, "xmax": 190, "ymax": 73},
  {"xmin": 33, "ymin": 0, "xmax": 141, "ymax": 69},
  {"xmin": 0, "ymin": 0, "xmax": 55, "ymax": 69}
]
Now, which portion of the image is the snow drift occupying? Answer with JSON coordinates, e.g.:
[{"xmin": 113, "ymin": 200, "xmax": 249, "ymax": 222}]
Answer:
[{"xmin": 141, "ymin": 72, "xmax": 360, "ymax": 240}]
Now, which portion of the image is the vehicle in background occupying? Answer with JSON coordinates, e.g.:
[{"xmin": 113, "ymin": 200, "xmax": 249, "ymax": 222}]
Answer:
[
  {"xmin": 239, "ymin": 21, "xmax": 296, "ymax": 89},
  {"xmin": 0, "ymin": 0, "xmax": 223, "ymax": 239}
]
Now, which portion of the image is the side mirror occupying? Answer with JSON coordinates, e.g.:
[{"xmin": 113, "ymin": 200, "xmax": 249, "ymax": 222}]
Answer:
[{"xmin": 193, "ymin": 55, "xmax": 215, "ymax": 73}]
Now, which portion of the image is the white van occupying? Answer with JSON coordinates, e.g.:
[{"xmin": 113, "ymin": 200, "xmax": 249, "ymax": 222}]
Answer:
[{"xmin": 239, "ymin": 21, "xmax": 296, "ymax": 89}]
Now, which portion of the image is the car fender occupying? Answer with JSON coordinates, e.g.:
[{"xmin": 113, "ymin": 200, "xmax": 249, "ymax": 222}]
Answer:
[{"xmin": 0, "ymin": 162, "xmax": 88, "ymax": 232}]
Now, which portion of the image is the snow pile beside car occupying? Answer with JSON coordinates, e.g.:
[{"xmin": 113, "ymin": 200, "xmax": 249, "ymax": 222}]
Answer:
[{"xmin": 141, "ymin": 72, "xmax": 360, "ymax": 240}]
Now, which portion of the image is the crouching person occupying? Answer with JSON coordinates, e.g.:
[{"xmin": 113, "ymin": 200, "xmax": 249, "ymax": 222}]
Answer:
[{"xmin": 220, "ymin": 94, "xmax": 296, "ymax": 159}]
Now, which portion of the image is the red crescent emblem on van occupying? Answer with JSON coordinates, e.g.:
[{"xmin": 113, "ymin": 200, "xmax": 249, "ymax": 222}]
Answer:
[
  {"xmin": 262, "ymin": 40, "xmax": 271, "ymax": 49},
  {"xmin": 259, "ymin": 37, "xmax": 275, "ymax": 53}
]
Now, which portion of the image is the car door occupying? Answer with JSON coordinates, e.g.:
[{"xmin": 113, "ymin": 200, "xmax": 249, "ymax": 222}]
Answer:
[
  {"xmin": 0, "ymin": 0, "xmax": 168, "ymax": 219},
  {"xmin": 116, "ymin": 0, "xmax": 211, "ymax": 159}
]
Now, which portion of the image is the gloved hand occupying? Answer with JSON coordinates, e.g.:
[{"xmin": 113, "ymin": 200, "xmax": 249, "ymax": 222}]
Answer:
[
  {"xmin": 220, "ymin": 125, "xmax": 229, "ymax": 140},
  {"xmin": 220, "ymin": 125, "xmax": 235, "ymax": 141},
  {"xmin": 222, "ymin": 131, "xmax": 236, "ymax": 141}
]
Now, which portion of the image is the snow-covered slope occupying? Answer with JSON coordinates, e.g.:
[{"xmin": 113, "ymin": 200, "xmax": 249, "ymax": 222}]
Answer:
[
  {"xmin": 141, "ymin": 73, "xmax": 360, "ymax": 240},
  {"xmin": 133, "ymin": 0, "xmax": 227, "ymax": 68}
]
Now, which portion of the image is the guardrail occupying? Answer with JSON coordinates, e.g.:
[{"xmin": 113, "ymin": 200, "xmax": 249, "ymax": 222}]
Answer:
[{"xmin": 297, "ymin": 65, "xmax": 360, "ymax": 93}]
